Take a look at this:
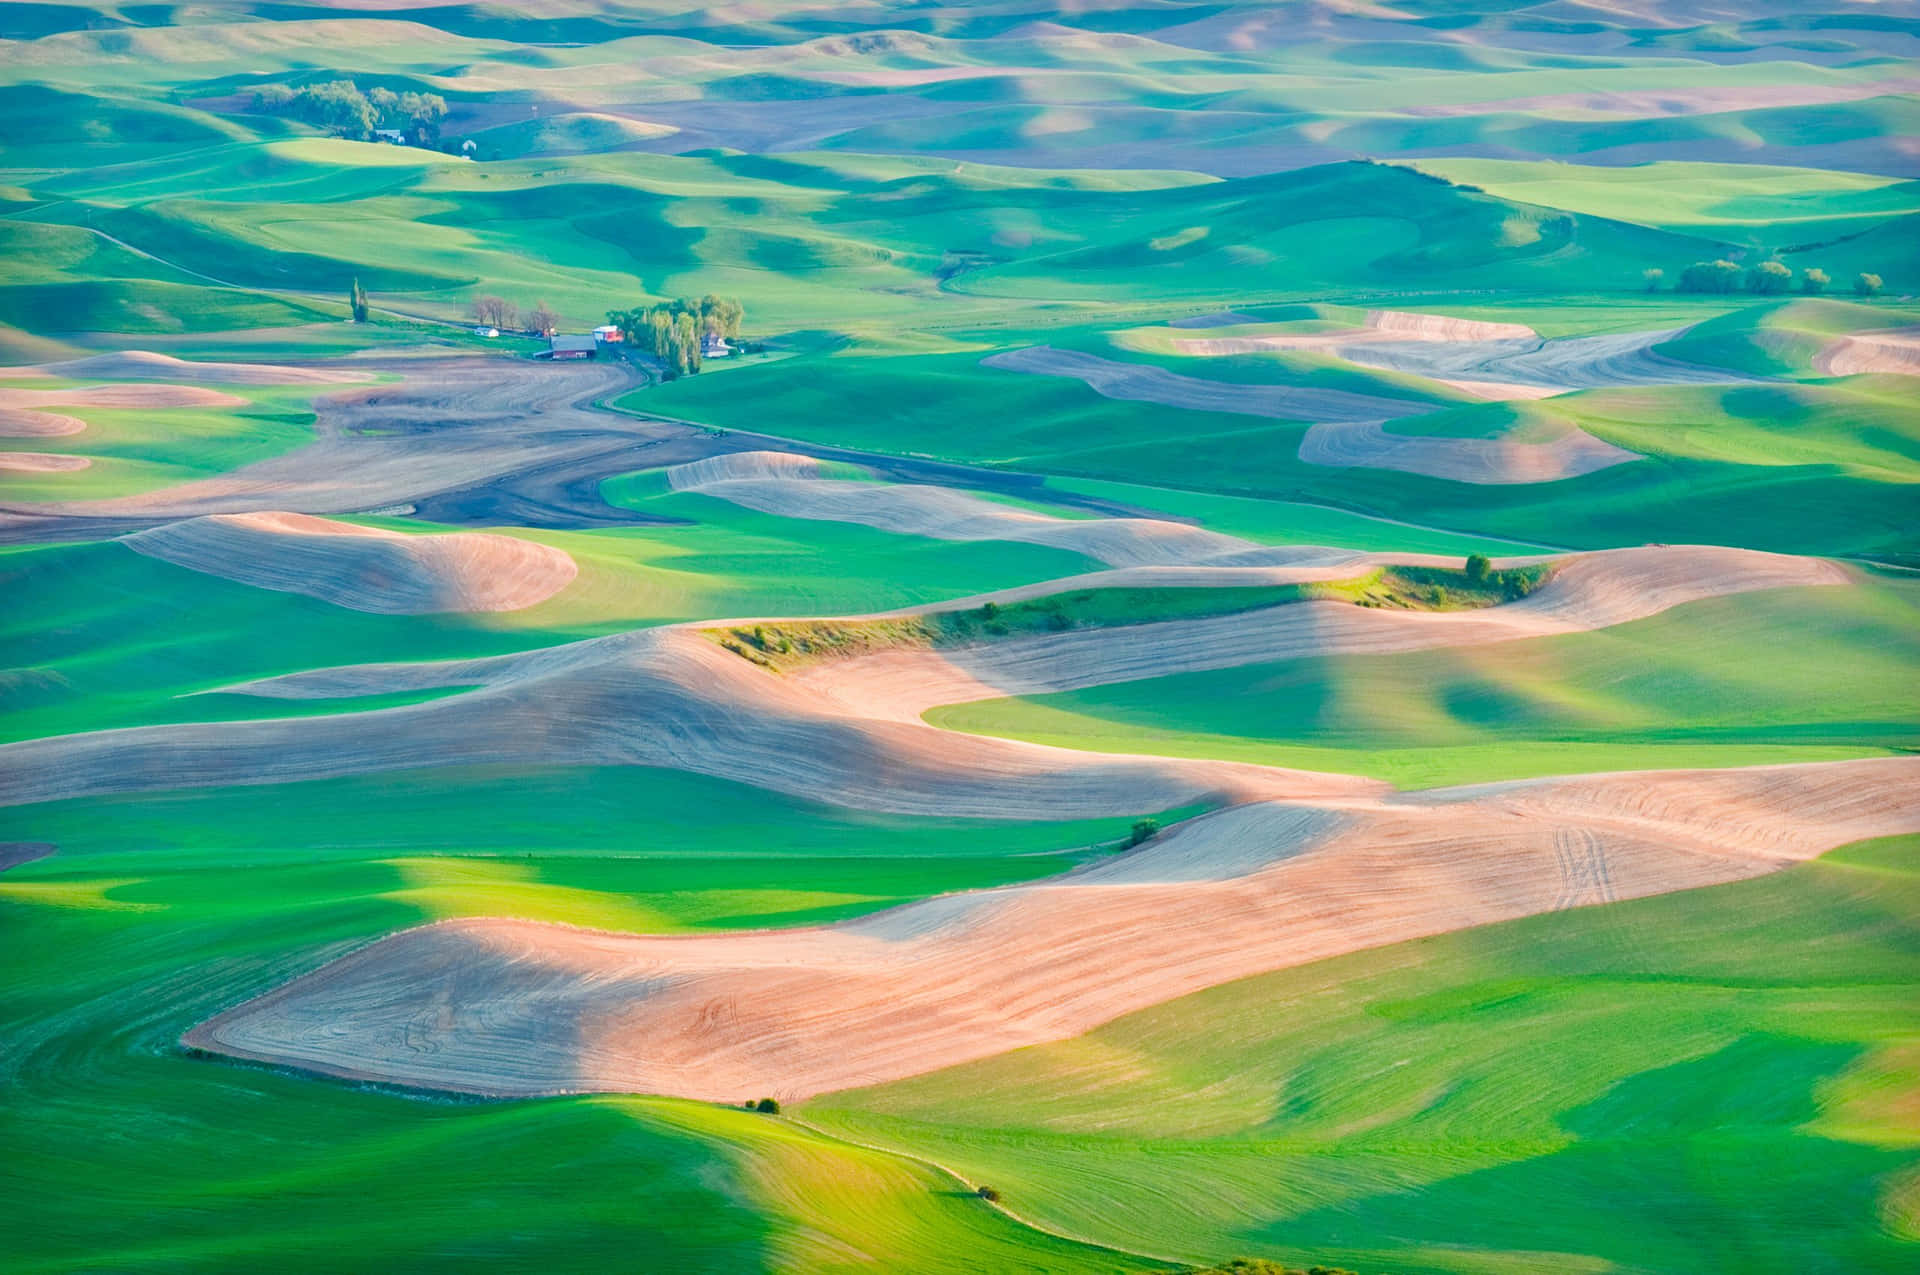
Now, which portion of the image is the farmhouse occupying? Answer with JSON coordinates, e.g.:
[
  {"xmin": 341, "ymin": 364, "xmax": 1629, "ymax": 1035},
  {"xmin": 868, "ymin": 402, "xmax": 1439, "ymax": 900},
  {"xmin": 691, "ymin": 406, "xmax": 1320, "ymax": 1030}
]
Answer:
[
  {"xmin": 592, "ymin": 324, "xmax": 622, "ymax": 343},
  {"xmin": 701, "ymin": 333, "xmax": 733, "ymax": 358},
  {"xmin": 543, "ymin": 334, "xmax": 597, "ymax": 361}
]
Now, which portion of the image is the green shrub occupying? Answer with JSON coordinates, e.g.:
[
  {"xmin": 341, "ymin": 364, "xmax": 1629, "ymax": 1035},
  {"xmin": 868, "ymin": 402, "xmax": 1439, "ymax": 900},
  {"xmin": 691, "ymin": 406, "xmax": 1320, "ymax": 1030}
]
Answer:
[
  {"xmin": 1128, "ymin": 818, "xmax": 1161, "ymax": 847},
  {"xmin": 1464, "ymin": 553, "xmax": 1491, "ymax": 583},
  {"xmin": 754, "ymin": 1097, "xmax": 780, "ymax": 1114},
  {"xmin": 1679, "ymin": 259, "xmax": 1743, "ymax": 293},
  {"xmin": 1745, "ymin": 260, "xmax": 1791, "ymax": 294}
]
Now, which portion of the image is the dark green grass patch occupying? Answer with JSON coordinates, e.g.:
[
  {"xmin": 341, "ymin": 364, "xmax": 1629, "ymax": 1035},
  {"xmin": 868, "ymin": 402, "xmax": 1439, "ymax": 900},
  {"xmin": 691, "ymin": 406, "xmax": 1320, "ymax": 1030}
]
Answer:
[{"xmin": 809, "ymin": 834, "xmax": 1920, "ymax": 1274}]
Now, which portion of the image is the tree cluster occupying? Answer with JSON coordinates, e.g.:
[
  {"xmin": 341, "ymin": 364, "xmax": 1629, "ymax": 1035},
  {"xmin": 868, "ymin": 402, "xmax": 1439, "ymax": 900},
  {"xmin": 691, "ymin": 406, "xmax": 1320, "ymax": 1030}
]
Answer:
[
  {"xmin": 1669, "ymin": 259, "xmax": 1881, "ymax": 297},
  {"xmin": 605, "ymin": 295, "xmax": 745, "ymax": 380},
  {"xmin": 471, "ymin": 296, "xmax": 561, "ymax": 336},
  {"xmin": 1462, "ymin": 554, "xmax": 1542, "ymax": 601},
  {"xmin": 252, "ymin": 80, "xmax": 447, "ymax": 144}
]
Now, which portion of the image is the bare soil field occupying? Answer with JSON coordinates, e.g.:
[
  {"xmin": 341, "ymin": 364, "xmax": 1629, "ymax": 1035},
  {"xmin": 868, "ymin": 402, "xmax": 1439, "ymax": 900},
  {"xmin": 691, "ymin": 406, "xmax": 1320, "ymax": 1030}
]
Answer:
[
  {"xmin": 1178, "ymin": 322, "xmax": 1749, "ymax": 392},
  {"xmin": 982, "ymin": 345, "xmax": 1427, "ymax": 422},
  {"xmin": 668, "ymin": 450, "xmax": 1271, "ymax": 567},
  {"xmin": 0, "ymin": 358, "xmax": 697, "ymax": 536},
  {"xmin": 0, "ymin": 408, "xmax": 86, "ymax": 437},
  {"xmin": 792, "ymin": 546, "xmax": 1844, "ymax": 718},
  {"xmin": 1297, "ymin": 417, "xmax": 1640, "ymax": 483},
  {"xmin": 0, "ymin": 384, "xmax": 247, "ymax": 410},
  {"xmin": 1815, "ymin": 326, "xmax": 1920, "ymax": 376},
  {"xmin": 0, "ymin": 351, "xmax": 372, "ymax": 385},
  {"xmin": 0, "ymin": 543, "xmax": 1838, "ymax": 819},
  {"xmin": 125, "ymin": 512, "xmax": 579, "ymax": 614},
  {"xmin": 0, "ymin": 452, "xmax": 90, "ymax": 473},
  {"xmin": 182, "ymin": 755, "xmax": 1920, "ymax": 1100}
]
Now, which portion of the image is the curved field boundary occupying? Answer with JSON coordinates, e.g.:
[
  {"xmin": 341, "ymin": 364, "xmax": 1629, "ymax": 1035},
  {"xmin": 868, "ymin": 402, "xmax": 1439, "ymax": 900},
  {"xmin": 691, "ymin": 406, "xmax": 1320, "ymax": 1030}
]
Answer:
[
  {"xmin": 0, "ymin": 623, "xmax": 1378, "ymax": 818},
  {"xmin": 0, "ymin": 351, "xmax": 371, "ymax": 386},
  {"xmin": 0, "ymin": 452, "xmax": 90, "ymax": 473},
  {"xmin": 0, "ymin": 545, "xmax": 1843, "ymax": 816},
  {"xmin": 791, "ymin": 546, "xmax": 1844, "ymax": 719},
  {"xmin": 126, "ymin": 512, "xmax": 579, "ymax": 614},
  {"xmin": 0, "ymin": 357, "xmax": 648, "ymax": 521},
  {"xmin": 669, "ymin": 450, "xmax": 1274, "ymax": 568},
  {"xmin": 1815, "ymin": 326, "xmax": 1920, "ymax": 376},
  {"xmin": 1297, "ymin": 417, "xmax": 1640, "ymax": 484},
  {"xmin": 180, "ymin": 756, "xmax": 1920, "ymax": 1100},
  {"xmin": 981, "ymin": 344, "xmax": 1423, "ymax": 422},
  {"xmin": 1177, "ymin": 324, "xmax": 1753, "ymax": 393},
  {"xmin": 0, "ymin": 384, "xmax": 247, "ymax": 410},
  {"xmin": 0, "ymin": 408, "xmax": 86, "ymax": 438}
]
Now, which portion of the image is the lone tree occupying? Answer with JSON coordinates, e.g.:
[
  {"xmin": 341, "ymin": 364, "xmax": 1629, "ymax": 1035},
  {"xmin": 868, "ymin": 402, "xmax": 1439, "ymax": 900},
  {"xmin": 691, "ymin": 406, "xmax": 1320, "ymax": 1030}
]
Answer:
[
  {"xmin": 525, "ymin": 302, "xmax": 561, "ymax": 338},
  {"xmin": 754, "ymin": 1097, "xmax": 780, "ymax": 1114},
  {"xmin": 1465, "ymin": 553, "xmax": 1492, "ymax": 583},
  {"xmin": 1641, "ymin": 267, "xmax": 1663, "ymax": 292},
  {"xmin": 349, "ymin": 277, "xmax": 368, "ymax": 323},
  {"xmin": 1745, "ymin": 260, "xmax": 1791, "ymax": 295},
  {"xmin": 1800, "ymin": 267, "xmax": 1830, "ymax": 295},
  {"xmin": 1855, "ymin": 272, "xmax": 1884, "ymax": 298},
  {"xmin": 1127, "ymin": 818, "xmax": 1160, "ymax": 848},
  {"xmin": 976, "ymin": 1186, "xmax": 1001, "ymax": 1203}
]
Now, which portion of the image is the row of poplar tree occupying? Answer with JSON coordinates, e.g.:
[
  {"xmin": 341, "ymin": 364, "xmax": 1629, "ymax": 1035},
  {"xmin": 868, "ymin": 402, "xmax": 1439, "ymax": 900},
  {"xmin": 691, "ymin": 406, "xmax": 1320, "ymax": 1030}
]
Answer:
[{"xmin": 605, "ymin": 296, "xmax": 745, "ymax": 378}]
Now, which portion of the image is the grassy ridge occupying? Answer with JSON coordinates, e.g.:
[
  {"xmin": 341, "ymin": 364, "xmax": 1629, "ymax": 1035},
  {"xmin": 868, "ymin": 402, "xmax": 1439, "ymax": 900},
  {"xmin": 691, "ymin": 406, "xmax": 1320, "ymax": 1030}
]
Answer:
[
  {"xmin": 706, "ymin": 567, "xmax": 1547, "ymax": 673},
  {"xmin": 926, "ymin": 578, "xmax": 1920, "ymax": 789},
  {"xmin": 809, "ymin": 834, "xmax": 1920, "ymax": 1274}
]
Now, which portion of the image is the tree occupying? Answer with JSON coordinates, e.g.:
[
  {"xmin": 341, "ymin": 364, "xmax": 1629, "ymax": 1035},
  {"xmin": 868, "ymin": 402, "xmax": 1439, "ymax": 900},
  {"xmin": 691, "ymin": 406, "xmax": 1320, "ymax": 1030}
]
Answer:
[
  {"xmin": 1127, "ymin": 818, "xmax": 1160, "ymax": 848},
  {"xmin": 397, "ymin": 91, "xmax": 447, "ymax": 142},
  {"xmin": 1679, "ymin": 259, "xmax": 1743, "ymax": 293},
  {"xmin": 472, "ymin": 295, "xmax": 515, "ymax": 329},
  {"xmin": 525, "ymin": 302, "xmax": 560, "ymax": 337},
  {"xmin": 1745, "ymin": 260, "xmax": 1791, "ymax": 294},
  {"xmin": 754, "ymin": 1097, "xmax": 780, "ymax": 1114},
  {"xmin": 349, "ymin": 277, "xmax": 368, "ymax": 323},
  {"xmin": 1641, "ymin": 267, "xmax": 1663, "ymax": 292},
  {"xmin": 1855, "ymin": 272, "xmax": 1884, "ymax": 298},
  {"xmin": 1465, "ymin": 553, "xmax": 1492, "ymax": 583},
  {"xmin": 1800, "ymin": 267, "xmax": 1829, "ymax": 295},
  {"xmin": 675, "ymin": 312, "xmax": 701, "ymax": 374},
  {"xmin": 976, "ymin": 1186, "xmax": 1001, "ymax": 1203},
  {"xmin": 298, "ymin": 80, "xmax": 377, "ymax": 138}
]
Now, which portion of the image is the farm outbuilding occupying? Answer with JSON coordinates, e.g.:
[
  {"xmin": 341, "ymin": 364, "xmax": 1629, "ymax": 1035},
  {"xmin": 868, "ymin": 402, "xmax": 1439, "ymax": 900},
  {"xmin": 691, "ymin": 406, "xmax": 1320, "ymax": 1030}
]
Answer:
[{"xmin": 543, "ymin": 334, "xmax": 598, "ymax": 361}]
